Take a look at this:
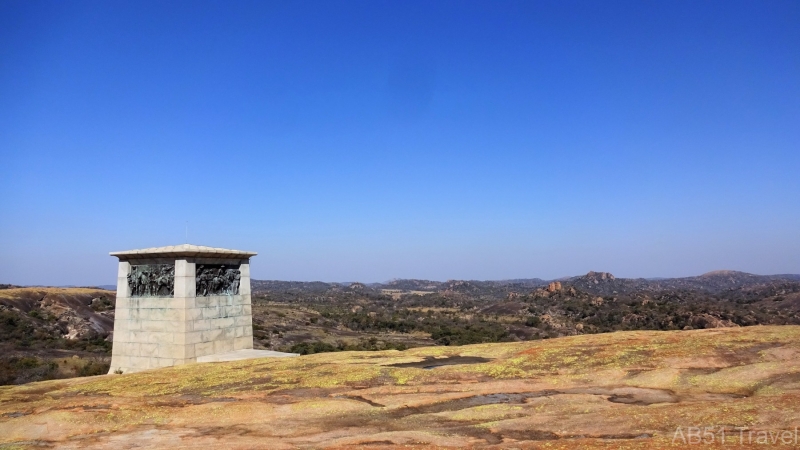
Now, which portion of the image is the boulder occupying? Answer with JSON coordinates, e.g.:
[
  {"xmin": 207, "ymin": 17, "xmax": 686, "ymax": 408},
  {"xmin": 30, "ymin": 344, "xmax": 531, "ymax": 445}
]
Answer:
[{"xmin": 689, "ymin": 314, "xmax": 739, "ymax": 329}]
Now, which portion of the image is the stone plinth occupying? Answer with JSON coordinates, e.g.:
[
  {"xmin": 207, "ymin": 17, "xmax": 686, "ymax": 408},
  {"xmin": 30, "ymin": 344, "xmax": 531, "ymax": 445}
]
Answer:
[{"xmin": 108, "ymin": 244, "xmax": 257, "ymax": 374}]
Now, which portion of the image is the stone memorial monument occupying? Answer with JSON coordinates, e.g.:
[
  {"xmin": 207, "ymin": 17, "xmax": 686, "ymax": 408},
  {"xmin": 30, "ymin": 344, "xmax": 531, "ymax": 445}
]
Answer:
[{"xmin": 108, "ymin": 244, "xmax": 257, "ymax": 374}]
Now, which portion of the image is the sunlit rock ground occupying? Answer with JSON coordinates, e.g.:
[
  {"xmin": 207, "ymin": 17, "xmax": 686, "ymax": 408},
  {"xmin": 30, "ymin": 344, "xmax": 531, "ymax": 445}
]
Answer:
[{"xmin": 2, "ymin": 326, "xmax": 800, "ymax": 449}]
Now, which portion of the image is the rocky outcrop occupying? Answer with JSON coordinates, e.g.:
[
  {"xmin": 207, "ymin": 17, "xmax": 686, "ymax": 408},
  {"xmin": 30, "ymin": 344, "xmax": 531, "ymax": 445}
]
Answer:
[
  {"xmin": 688, "ymin": 314, "xmax": 739, "ymax": 329},
  {"xmin": 584, "ymin": 271, "xmax": 616, "ymax": 283}
]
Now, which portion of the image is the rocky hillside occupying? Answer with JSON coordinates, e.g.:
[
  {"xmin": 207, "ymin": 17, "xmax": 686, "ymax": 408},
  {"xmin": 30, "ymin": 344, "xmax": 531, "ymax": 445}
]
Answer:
[
  {"xmin": 253, "ymin": 270, "xmax": 800, "ymax": 298},
  {"xmin": 2, "ymin": 326, "xmax": 799, "ymax": 448},
  {"xmin": 0, "ymin": 288, "xmax": 115, "ymax": 385},
  {"xmin": 4, "ymin": 270, "xmax": 800, "ymax": 386},
  {"xmin": 566, "ymin": 270, "xmax": 800, "ymax": 295},
  {"xmin": 250, "ymin": 271, "xmax": 800, "ymax": 355}
]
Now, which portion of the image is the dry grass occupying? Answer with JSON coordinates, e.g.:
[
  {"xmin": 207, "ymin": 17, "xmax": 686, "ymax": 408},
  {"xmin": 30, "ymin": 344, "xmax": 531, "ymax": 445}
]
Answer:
[{"xmin": 0, "ymin": 287, "xmax": 111, "ymax": 300}]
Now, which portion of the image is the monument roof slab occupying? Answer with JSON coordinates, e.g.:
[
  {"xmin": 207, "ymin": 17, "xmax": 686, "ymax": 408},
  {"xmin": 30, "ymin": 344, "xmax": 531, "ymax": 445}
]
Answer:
[{"xmin": 110, "ymin": 244, "xmax": 257, "ymax": 260}]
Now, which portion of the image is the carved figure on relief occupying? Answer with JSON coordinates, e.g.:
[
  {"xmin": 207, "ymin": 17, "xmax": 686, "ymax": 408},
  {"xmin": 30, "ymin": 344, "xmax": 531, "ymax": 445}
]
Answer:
[
  {"xmin": 196, "ymin": 264, "xmax": 241, "ymax": 296},
  {"xmin": 128, "ymin": 264, "xmax": 175, "ymax": 297}
]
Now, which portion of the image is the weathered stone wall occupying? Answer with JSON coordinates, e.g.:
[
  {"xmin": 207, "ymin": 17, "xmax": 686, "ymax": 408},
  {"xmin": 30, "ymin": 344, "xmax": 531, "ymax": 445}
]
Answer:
[{"xmin": 109, "ymin": 257, "xmax": 253, "ymax": 374}]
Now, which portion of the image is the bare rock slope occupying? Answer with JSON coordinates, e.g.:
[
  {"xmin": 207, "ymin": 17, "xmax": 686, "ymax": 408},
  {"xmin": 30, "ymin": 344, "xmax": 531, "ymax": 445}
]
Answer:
[{"xmin": 2, "ymin": 326, "xmax": 800, "ymax": 449}]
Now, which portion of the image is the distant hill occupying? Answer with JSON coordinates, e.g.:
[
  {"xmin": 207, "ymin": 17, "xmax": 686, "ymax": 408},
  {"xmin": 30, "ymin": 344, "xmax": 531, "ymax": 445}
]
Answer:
[
  {"xmin": 93, "ymin": 285, "xmax": 117, "ymax": 291},
  {"xmin": 565, "ymin": 270, "xmax": 800, "ymax": 295},
  {"xmin": 251, "ymin": 271, "xmax": 800, "ymax": 296},
  {"xmin": 377, "ymin": 279, "xmax": 444, "ymax": 291},
  {"xmin": 250, "ymin": 280, "xmax": 341, "ymax": 293}
]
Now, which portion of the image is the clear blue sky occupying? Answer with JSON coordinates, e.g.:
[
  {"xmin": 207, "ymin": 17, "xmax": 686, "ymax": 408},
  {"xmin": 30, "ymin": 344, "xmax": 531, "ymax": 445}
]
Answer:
[{"xmin": 1, "ymin": 0, "xmax": 798, "ymax": 285}]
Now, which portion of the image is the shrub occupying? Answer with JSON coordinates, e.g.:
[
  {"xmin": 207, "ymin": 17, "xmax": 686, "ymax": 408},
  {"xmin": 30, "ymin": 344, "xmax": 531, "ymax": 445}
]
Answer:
[
  {"xmin": 290, "ymin": 341, "xmax": 337, "ymax": 355},
  {"xmin": 525, "ymin": 316, "xmax": 541, "ymax": 327},
  {"xmin": 77, "ymin": 361, "xmax": 110, "ymax": 377}
]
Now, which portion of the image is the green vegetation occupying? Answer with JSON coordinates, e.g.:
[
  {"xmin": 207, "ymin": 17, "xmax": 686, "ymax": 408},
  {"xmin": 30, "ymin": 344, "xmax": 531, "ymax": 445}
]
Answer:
[
  {"xmin": 289, "ymin": 337, "xmax": 408, "ymax": 355},
  {"xmin": 0, "ymin": 355, "xmax": 109, "ymax": 385},
  {"xmin": 0, "ymin": 356, "xmax": 58, "ymax": 385},
  {"xmin": 0, "ymin": 310, "xmax": 111, "ymax": 353}
]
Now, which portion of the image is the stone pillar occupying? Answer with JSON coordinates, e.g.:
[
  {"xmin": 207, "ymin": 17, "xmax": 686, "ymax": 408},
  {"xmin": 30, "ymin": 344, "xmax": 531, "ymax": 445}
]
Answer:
[
  {"xmin": 109, "ymin": 261, "xmax": 131, "ymax": 373},
  {"xmin": 116, "ymin": 261, "xmax": 131, "ymax": 298},
  {"xmin": 172, "ymin": 258, "xmax": 194, "ymax": 361},
  {"xmin": 235, "ymin": 262, "xmax": 254, "ymax": 351}
]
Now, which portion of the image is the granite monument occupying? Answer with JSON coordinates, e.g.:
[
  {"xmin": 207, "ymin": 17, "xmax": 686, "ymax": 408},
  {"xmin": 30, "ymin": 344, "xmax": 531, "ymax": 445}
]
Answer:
[{"xmin": 108, "ymin": 244, "xmax": 256, "ymax": 373}]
